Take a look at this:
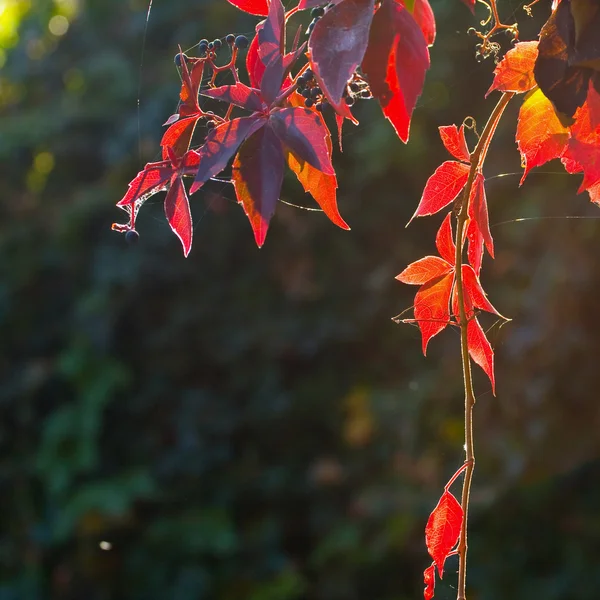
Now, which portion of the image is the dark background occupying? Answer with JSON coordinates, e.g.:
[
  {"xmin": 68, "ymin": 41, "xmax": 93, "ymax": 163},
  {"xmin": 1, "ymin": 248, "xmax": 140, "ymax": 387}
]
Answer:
[{"xmin": 2, "ymin": 0, "xmax": 600, "ymax": 598}]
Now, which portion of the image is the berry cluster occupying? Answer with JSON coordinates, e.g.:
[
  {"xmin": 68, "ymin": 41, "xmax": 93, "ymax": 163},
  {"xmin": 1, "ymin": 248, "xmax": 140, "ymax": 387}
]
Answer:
[
  {"xmin": 174, "ymin": 34, "xmax": 249, "ymax": 66},
  {"xmin": 343, "ymin": 75, "xmax": 371, "ymax": 106},
  {"xmin": 296, "ymin": 69, "xmax": 327, "ymax": 112}
]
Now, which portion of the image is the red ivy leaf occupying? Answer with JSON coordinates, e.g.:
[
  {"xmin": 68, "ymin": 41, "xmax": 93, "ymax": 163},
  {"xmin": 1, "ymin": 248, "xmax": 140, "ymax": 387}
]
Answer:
[
  {"xmin": 423, "ymin": 564, "xmax": 436, "ymax": 600},
  {"xmin": 414, "ymin": 272, "xmax": 454, "ymax": 354},
  {"xmin": 161, "ymin": 117, "xmax": 199, "ymax": 160},
  {"xmin": 562, "ymin": 137, "xmax": 600, "ymax": 191},
  {"xmin": 200, "ymin": 83, "xmax": 265, "ymax": 112},
  {"xmin": 486, "ymin": 41, "xmax": 538, "ymax": 97},
  {"xmin": 587, "ymin": 79, "xmax": 600, "ymax": 130},
  {"xmin": 270, "ymin": 107, "xmax": 335, "ymax": 174},
  {"xmin": 435, "ymin": 212, "xmax": 456, "ymax": 264},
  {"xmin": 410, "ymin": 161, "xmax": 470, "ymax": 220},
  {"xmin": 396, "ymin": 256, "xmax": 453, "ymax": 285},
  {"xmin": 461, "ymin": 264, "xmax": 501, "ymax": 316},
  {"xmin": 309, "ymin": 0, "xmax": 375, "ymax": 108},
  {"xmin": 467, "ymin": 173, "xmax": 494, "ymax": 258},
  {"xmin": 362, "ymin": 0, "xmax": 430, "ymax": 142},
  {"xmin": 439, "ymin": 124, "xmax": 470, "ymax": 163},
  {"xmin": 226, "ymin": 0, "xmax": 268, "ymax": 16},
  {"xmin": 467, "ymin": 316, "xmax": 496, "ymax": 393},
  {"xmin": 466, "ymin": 217, "xmax": 484, "ymax": 275},
  {"xmin": 257, "ymin": 0, "xmax": 286, "ymax": 104},
  {"xmin": 164, "ymin": 176, "xmax": 193, "ymax": 257},
  {"xmin": 117, "ymin": 161, "xmax": 172, "ymax": 207},
  {"xmin": 233, "ymin": 124, "xmax": 285, "ymax": 247},
  {"xmin": 190, "ymin": 116, "xmax": 266, "ymax": 194},
  {"xmin": 516, "ymin": 87, "xmax": 569, "ymax": 184},
  {"xmin": 179, "ymin": 58, "xmax": 205, "ymax": 118},
  {"xmin": 425, "ymin": 490, "xmax": 463, "ymax": 578},
  {"xmin": 247, "ymin": 31, "xmax": 294, "ymax": 93},
  {"xmin": 409, "ymin": 0, "xmax": 436, "ymax": 47}
]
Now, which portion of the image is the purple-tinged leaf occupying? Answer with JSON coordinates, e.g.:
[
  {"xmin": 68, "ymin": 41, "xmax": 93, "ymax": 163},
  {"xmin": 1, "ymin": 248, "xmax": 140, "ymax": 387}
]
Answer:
[
  {"xmin": 190, "ymin": 116, "xmax": 266, "ymax": 194},
  {"xmin": 269, "ymin": 107, "xmax": 335, "ymax": 174},
  {"xmin": 233, "ymin": 125, "xmax": 285, "ymax": 247},
  {"xmin": 200, "ymin": 83, "xmax": 265, "ymax": 112},
  {"xmin": 309, "ymin": 0, "xmax": 375, "ymax": 107}
]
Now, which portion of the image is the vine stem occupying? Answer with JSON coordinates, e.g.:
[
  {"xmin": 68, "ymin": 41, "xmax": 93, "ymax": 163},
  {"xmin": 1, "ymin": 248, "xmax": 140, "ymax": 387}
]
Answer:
[{"xmin": 453, "ymin": 91, "xmax": 514, "ymax": 600}]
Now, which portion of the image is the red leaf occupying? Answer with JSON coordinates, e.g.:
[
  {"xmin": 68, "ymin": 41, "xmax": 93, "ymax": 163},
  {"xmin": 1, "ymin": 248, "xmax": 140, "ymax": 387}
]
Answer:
[
  {"xmin": 233, "ymin": 125, "xmax": 285, "ymax": 247},
  {"xmin": 414, "ymin": 272, "xmax": 454, "ymax": 354},
  {"xmin": 466, "ymin": 217, "xmax": 484, "ymax": 275},
  {"xmin": 226, "ymin": 0, "xmax": 268, "ymax": 16},
  {"xmin": 587, "ymin": 78, "xmax": 600, "ymax": 130},
  {"xmin": 117, "ymin": 161, "xmax": 172, "ymax": 207},
  {"xmin": 161, "ymin": 117, "xmax": 198, "ymax": 160},
  {"xmin": 257, "ymin": 0, "xmax": 286, "ymax": 104},
  {"xmin": 425, "ymin": 490, "xmax": 463, "ymax": 577},
  {"xmin": 486, "ymin": 41, "xmax": 538, "ymax": 97},
  {"xmin": 461, "ymin": 265, "xmax": 501, "ymax": 316},
  {"xmin": 247, "ymin": 31, "xmax": 294, "ymax": 92},
  {"xmin": 438, "ymin": 124, "xmax": 470, "ymax": 163},
  {"xmin": 435, "ymin": 212, "xmax": 456, "ymax": 264},
  {"xmin": 562, "ymin": 137, "xmax": 600, "ymax": 192},
  {"xmin": 516, "ymin": 87, "xmax": 569, "ymax": 184},
  {"xmin": 190, "ymin": 116, "xmax": 266, "ymax": 194},
  {"xmin": 467, "ymin": 173, "xmax": 493, "ymax": 258},
  {"xmin": 396, "ymin": 256, "xmax": 453, "ymax": 285},
  {"xmin": 164, "ymin": 176, "xmax": 193, "ymax": 257},
  {"xmin": 423, "ymin": 564, "xmax": 436, "ymax": 600},
  {"xmin": 362, "ymin": 0, "xmax": 429, "ymax": 142},
  {"xmin": 269, "ymin": 107, "xmax": 335, "ymax": 174},
  {"xmin": 410, "ymin": 161, "xmax": 470, "ymax": 220},
  {"xmin": 309, "ymin": 0, "xmax": 375, "ymax": 107},
  {"xmin": 467, "ymin": 316, "xmax": 496, "ymax": 394},
  {"xmin": 410, "ymin": 0, "xmax": 436, "ymax": 47},
  {"xmin": 179, "ymin": 58, "xmax": 205, "ymax": 117},
  {"xmin": 200, "ymin": 83, "xmax": 265, "ymax": 112}
]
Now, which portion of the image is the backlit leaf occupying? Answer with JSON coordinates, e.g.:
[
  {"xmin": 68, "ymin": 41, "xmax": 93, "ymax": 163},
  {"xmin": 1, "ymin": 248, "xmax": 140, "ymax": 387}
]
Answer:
[
  {"xmin": 516, "ymin": 87, "xmax": 569, "ymax": 184},
  {"xmin": 435, "ymin": 212, "xmax": 456, "ymax": 264},
  {"xmin": 423, "ymin": 564, "xmax": 435, "ymax": 600},
  {"xmin": 438, "ymin": 124, "xmax": 470, "ymax": 163},
  {"xmin": 396, "ymin": 256, "xmax": 453, "ymax": 285},
  {"xmin": 467, "ymin": 316, "xmax": 496, "ymax": 394},
  {"xmin": 117, "ymin": 161, "xmax": 172, "ymax": 207},
  {"xmin": 425, "ymin": 490, "xmax": 463, "ymax": 577},
  {"xmin": 466, "ymin": 218, "xmax": 484, "ymax": 275},
  {"xmin": 258, "ymin": 0, "xmax": 286, "ymax": 104},
  {"xmin": 161, "ymin": 117, "xmax": 199, "ymax": 160},
  {"xmin": 486, "ymin": 41, "xmax": 538, "ymax": 96},
  {"xmin": 461, "ymin": 264, "xmax": 501, "ymax": 316},
  {"xmin": 164, "ymin": 176, "xmax": 193, "ymax": 257},
  {"xmin": 414, "ymin": 272, "xmax": 454, "ymax": 354},
  {"xmin": 362, "ymin": 0, "xmax": 430, "ymax": 142},
  {"xmin": 467, "ymin": 173, "xmax": 493, "ymax": 257},
  {"xmin": 270, "ymin": 107, "xmax": 335, "ymax": 174},
  {"xmin": 233, "ymin": 125, "xmax": 285, "ymax": 247},
  {"xmin": 200, "ymin": 83, "xmax": 265, "ymax": 112},
  {"xmin": 309, "ymin": 0, "xmax": 375, "ymax": 107},
  {"xmin": 410, "ymin": 161, "xmax": 470, "ymax": 220},
  {"xmin": 190, "ymin": 116, "xmax": 266, "ymax": 194},
  {"xmin": 226, "ymin": 0, "xmax": 269, "ymax": 16}
]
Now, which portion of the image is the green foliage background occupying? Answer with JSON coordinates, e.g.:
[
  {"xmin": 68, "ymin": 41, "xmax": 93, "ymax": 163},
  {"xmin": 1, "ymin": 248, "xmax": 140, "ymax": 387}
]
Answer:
[{"xmin": 2, "ymin": 0, "xmax": 600, "ymax": 598}]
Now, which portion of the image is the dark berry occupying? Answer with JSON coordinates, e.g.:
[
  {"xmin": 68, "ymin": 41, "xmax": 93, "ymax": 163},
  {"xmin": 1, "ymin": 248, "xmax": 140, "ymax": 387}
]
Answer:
[
  {"xmin": 234, "ymin": 34, "xmax": 249, "ymax": 49},
  {"xmin": 305, "ymin": 69, "xmax": 313, "ymax": 78},
  {"xmin": 198, "ymin": 43, "xmax": 208, "ymax": 54},
  {"xmin": 301, "ymin": 89, "xmax": 311, "ymax": 98},
  {"xmin": 304, "ymin": 98, "xmax": 314, "ymax": 108},
  {"xmin": 213, "ymin": 39, "xmax": 222, "ymax": 51},
  {"xmin": 315, "ymin": 102, "xmax": 324, "ymax": 112},
  {"xmin": 311, "ymin": 6, "xmax": 325, "ymax": 17},
  {"xmin": 345, "ymin": 95, "xmax": 355, "ymax": 106},
  {"xmin": 199, "ymin": 38, "xmax": 208, "ymax": 46},
  {"xmin": 125, "ymin": 229, "xmax": 140, "ymax": 245},
  {"xmin": 349, "ymin": 82, "xmax": 360, "ymax": 93},
  {"xmin": 226, "ymin": 33, "xmax": 235, "ymax": 45},
  {"xmin": 208, "ymin": 41, "xmax": 214, "ymax": 50},
  {"xmin": 206, "ymin": 120, "xmax": 216, "ymax": 129},
  {"xmin": 360, "ymin": 90, "xmax": 371, "ymax": 98},
  {"xmin": 310, "ymin": 87, "xmax": 321, "ymax": 98},
  {"xmin": 174, "ymin": 52, "xmax": 187, "ymax": 67}
]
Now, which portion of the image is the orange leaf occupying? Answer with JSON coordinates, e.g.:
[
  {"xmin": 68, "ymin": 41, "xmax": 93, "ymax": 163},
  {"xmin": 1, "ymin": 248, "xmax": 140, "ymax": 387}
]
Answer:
[
  {"xmin": 435, "ymin": 212, "xmax": 456, "ymax": 264},
  {"xmin": 466, "ymin": 217, "xmax": 484, "ymax": 275},
  {"xmin": 467, "ymin": 173, "xmax": 494, "ymax": 258},
  {"xmin": 414, "ymin": 272, "xmax": 454, "ymax": 355},
  {"xmin": 396, "ymin": 256, "xmax": 453, "ymax": 285},
  {"xmin": 487, "ymin": 41, "xmax": 538, "ymax": 96},
  {"xmin": 425, "ymin": 490, "xmax": 463, "ymax": 577},
  {"xmin": 516, "ymin": 87, "xmax": 569, "ymax": 184}
]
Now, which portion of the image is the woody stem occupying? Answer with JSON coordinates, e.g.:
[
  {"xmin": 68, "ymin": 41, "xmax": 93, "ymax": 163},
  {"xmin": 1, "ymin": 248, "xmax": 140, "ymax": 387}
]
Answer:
[{"xmin": 454, "ymin": 91, "xmax": 513, "ymax": 600}]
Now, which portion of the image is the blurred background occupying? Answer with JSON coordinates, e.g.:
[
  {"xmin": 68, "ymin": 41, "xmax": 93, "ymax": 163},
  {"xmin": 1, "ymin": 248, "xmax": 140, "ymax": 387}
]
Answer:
[{"xmin": 2, "ymin": 0, "xmax": 600, "ymax": 598}]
